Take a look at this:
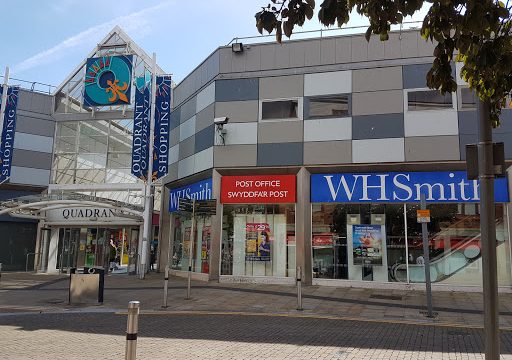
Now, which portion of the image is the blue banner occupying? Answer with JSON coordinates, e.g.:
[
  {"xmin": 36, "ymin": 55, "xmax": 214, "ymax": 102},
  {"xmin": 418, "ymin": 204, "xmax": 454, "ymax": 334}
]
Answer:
[
  {"xmin": 153, "ymin": 76, "xmax": 172, "ymax": 181},
  {"xmin": 0, "ymin": 87, "xmax": 19, "ymax": 184},
  {"xmin": 311, "ymin": 171, "xmax": 509, "ymax": 203},
  {"xmin": 131, "ymin": 82, "xmax": 150, "ymax": 180},
  {"xmin": 169, "ymin": 178, "xmax": 213, "ymax": 212},
  {"xmin": 83, "ymin": 55, "xmax": 133, "ymax": 106}
]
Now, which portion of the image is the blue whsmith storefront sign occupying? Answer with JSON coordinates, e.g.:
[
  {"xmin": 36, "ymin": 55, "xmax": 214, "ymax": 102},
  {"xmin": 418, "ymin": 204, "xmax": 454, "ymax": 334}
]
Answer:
[
  {"xmin": 311, "ymin": 171, "xmax": 509, "ymax": 203},
  {"xmin": 169, "ymin": 178, "xmax": 213, "ymax": 212}
]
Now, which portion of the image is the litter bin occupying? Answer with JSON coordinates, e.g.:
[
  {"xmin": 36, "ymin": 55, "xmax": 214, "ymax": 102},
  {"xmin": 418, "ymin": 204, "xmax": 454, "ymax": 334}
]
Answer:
[{"xmin": 69, "ymin": 267, "xmax": 105, "ymax": 304}]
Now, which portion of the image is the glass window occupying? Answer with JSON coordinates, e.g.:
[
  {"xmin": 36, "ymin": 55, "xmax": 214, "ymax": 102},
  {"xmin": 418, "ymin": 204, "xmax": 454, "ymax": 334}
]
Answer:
[
  {"xmin": 261, "ymin": 100, "xmax": 298, "ymax": 120},
  {"xmin": 312, "ymin": 203, "xmax": 405, "ymax": 281},
  {"xmin": 407, "ymin": 90, "xmax": 453, "ymax": 111},
  {"xmin": 171, "ymin": 214, "xmax": 212, "ymax": 274},
  {"xmin": 221, "ymin": 204, "xmax": 296, "ymax": 277},
  {"xmin": 459, "ymin": 87, "xmax": 477, "ymax": 110},
  {"xmin": 306, "ymin": 95, "xmax": 349, "ymax": 119}
]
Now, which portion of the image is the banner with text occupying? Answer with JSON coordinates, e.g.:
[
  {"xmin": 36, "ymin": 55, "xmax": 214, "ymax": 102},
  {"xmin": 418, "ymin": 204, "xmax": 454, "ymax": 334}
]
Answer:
[
  {"xmin": 311, "ymin": 171, "xmax": 509, "ymax": 203},
  {"xmin": 0, "ymin": 86, "xmax": 19, "ymax": 183},
  {"xmin": 169, "ymin": 178, "xmax": 213, "ymax": 212},
  {"xmin": 131, "ymin": 81, "xmax": 151, "ymax": 180},
  {"xmin": 221, "ymin": 175, "xmax": 296, "ymax": 204},
  {"xmin": 152, "ymin": 75, "xmax": 172, "ymax": 180}
]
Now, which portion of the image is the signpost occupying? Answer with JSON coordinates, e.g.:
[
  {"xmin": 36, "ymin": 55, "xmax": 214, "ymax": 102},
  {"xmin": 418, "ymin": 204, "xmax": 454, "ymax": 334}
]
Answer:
[{"xmin": 418, "ymin": 194, "xmax": 434, "ymax": 318}]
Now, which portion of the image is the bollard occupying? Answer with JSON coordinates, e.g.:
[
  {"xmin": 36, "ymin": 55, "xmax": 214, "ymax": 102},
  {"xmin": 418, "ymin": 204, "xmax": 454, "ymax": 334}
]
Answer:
[
  {"xmin": 296, "ymin": 266, "xmax": 303, "ymax": 311},
  {"xmin": 125, "ymin": 301, "xmax": 140, "ymax": 360},
  {"xmin": 163, "ymin": 266, "xmax": 169, "ymax": 308}
]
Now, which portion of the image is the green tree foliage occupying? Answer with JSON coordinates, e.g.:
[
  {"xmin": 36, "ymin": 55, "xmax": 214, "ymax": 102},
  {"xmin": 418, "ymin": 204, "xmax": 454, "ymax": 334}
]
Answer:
[{"xmin": 255, "ymin": 0, "xmax": 512, "ymax": 126}]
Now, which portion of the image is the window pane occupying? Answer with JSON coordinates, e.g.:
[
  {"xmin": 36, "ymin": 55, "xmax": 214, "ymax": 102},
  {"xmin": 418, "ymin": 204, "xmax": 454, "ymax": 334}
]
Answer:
[
  {"xmin": 460, "ymin": 88, "xmax": 477, "ymax": 110},
  {"xmin": 307, "ymin": 95, "xmax": 349, "ymax": 119},
  {"xmin": 262, "ymin": 100, "xmax": 298, "ymax": 119},
  {"xmin": 78, "ymin": 121, "xmax": 109, "ymax": 153},
  {"xmin": 106, "ymin": 168, "xmax": 137, "ymax": 184},
  {"xmin": 75, "ymin": 169, "xmax": 106, "ymax": 184},
  {"xmin": 109, "ymin": 120, "xmax": 133, "ymax": 152},
  {"xmin": 76, "ymin": 154, "xmax": 107, "ymax": 169},
  {"xmin": 408, "ymin": 90, "xmax": 453, "ymax": 111},
  {"xmin": 107, "ymin": 153, "xmax": 132, "ymax": 169}
]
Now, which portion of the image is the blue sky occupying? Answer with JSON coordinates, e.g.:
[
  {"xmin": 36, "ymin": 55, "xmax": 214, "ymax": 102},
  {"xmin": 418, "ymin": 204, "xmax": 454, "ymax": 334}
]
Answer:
[{"xmin": 1, "ymin": 1, "xmax": 428, "ymax": 89}]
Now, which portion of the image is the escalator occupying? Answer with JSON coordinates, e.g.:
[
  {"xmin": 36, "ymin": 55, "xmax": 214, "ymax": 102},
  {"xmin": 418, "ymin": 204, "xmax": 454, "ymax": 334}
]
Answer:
[{"xmin": 391, "ymin": 216, "xmax": 507, "ymax": 283}]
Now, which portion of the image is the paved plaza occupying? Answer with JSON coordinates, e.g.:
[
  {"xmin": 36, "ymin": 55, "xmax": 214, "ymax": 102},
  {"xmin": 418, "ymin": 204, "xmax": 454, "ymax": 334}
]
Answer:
[{"xmin": 2, "ymin": 272, "xmax": 512, "ymax": 359}]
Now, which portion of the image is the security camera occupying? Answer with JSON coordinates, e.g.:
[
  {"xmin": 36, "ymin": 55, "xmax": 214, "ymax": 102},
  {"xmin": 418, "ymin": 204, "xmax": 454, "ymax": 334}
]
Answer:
[{"xmin": 214, "ymin": 117, "xmax": 229, "ymax": 125}]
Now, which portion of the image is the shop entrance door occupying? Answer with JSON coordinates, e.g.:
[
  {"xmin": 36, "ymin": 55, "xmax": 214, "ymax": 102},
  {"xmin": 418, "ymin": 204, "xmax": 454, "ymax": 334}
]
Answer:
[
  {"xmin": 58, "ymin": 228, "xmax": 80, "ymax": 273},
  {"xmin": 76, "ymin": 228, "xmax": 110, "ymax": 269}
]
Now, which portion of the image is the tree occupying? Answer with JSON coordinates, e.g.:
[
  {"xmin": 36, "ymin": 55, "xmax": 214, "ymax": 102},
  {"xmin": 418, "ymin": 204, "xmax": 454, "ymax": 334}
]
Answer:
[
  {"xmin": 255, "ymin": 0, "xmax": 512, "ymax": 126},
  {"xmin": 256, "ymin": 2, "xmax": 512, "ymax": 359}
]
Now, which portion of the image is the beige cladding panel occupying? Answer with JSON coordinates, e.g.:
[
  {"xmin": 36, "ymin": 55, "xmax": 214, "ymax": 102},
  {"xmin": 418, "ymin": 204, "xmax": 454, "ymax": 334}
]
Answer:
[
  {"xmin": 303, "ymin": 141, "xmax": 352, "ymax": 165},
  {"xmin": 215, "ymin": 101, "xmax": 259, "ymax": 123},
  {"xmin": 352, "ymin": 90, "xmax": 404, "ymax": 116},
  {"xmin": 352, "ymin": 66, "xmax": 403, "ymax": 93},
  {"xmin": 258, "ymin": 121, "xmax": 304, "ymax": 143},
  {"xmin": 405, "ymin": 135, "xmax": 460, "ymax": 161},
  {"xmin": 259, "ymin": 75, "xmax": 304, "ymax": 99},
  {"xmin": 213, "ymin": 145, "xmax": 257, "ymax": 167}
]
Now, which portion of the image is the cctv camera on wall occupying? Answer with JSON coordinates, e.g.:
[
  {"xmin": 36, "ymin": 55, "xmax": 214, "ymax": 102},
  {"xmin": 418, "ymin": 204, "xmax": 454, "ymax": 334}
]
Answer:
[{"xmin": 214, "ymin": 117, "xmax": 229, "ymax": 125}]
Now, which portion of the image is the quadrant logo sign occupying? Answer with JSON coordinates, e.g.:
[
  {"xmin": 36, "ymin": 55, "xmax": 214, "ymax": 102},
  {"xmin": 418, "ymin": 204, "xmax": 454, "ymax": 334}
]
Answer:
[{"xmin": 84, "ymin": 55, "xmax": 133, "ymax": 107}]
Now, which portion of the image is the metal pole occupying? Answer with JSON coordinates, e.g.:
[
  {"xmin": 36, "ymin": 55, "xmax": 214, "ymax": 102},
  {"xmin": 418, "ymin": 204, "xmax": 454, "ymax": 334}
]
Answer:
[
  {"xmin": 163, "ymin": 266, "xmax": 169, "ymax": 308},
  {"xmin": 125, "ymin": 301, "xmax": 140, "ymax": 360},
  {"xmin": 186, "ymin": 199, "xmax": 196, "ymax": 300},
  {"xmin": 478, "ymin": 99, "xmax": 499, "ymax": 359},
  {"xmin": 296, "ymin": 266, "xmax": 303, "ymax": 311},
  {"xmin": 0, "ymin": 67, "xmax": 9, "ymax": 152},
  {"xmin": 0, "ymin": 263, "xmax": 2, "ymax": 281},
  {"xmin": 420, "ymin": 194, "xmax": 433, "ymax": 318},
  {"xmin": 140, "ymin": 53, "xmax": 158, "ymax": 279}
]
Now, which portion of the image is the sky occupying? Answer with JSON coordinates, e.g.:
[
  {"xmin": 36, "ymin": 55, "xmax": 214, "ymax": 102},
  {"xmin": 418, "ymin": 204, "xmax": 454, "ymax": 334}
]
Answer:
[{"xmin": 0, "ymin": 1, "xmax": 429, "ymax": 90}]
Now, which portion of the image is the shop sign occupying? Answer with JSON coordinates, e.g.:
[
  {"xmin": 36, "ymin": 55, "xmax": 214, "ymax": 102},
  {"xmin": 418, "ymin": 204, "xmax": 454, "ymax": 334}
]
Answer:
[
  {"xmin": 221, "ymin": 175, "xmax": 296, "ymax": 204},
  {"xmin": 169, "ymin": 178, "xmax": 213, "ymax": 212},
  {"xmin": 0, "ymin": 86, "xmax": 19, "ymax": 184},
  {"xmin": 311, "ymin": 171, "xmax": 509, "ymax": 203},
  {"xmin": 47, "ymin": 207, "xmax": 131, "ymax": 222},
  {"xmin": 83, "ymin": 55, "xmax": 133, "ymax": 106},
  {"xmin": 417, "ymin": 210, "xmax": 431, "ymax": 223}
]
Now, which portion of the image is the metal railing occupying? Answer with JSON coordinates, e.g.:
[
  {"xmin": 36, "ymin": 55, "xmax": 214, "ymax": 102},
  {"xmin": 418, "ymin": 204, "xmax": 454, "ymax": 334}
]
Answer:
[
  {"xmin": 25, "ymin": 252, "xmax": 41, "ymax": 272},
  {"xmin": 0, "ymin": 74, "xmax": 56, "ymax": 95}
]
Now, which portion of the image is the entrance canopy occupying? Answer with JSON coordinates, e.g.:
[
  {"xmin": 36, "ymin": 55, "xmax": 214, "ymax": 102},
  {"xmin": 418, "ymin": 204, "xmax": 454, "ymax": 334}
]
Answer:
[{"xmin": 0, "ymin": 193, "xmax": 143, "ymax": 222}]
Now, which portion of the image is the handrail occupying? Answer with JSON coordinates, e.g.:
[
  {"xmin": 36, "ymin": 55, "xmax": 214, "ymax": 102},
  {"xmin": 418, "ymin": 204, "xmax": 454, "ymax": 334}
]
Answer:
[
  {"xmin": 0, "ymin": 74, "xmax": 56, "ymax": 95},
  {"xmin": 26, "ymin": 252, "xmax": 41, "ymax": 272}
]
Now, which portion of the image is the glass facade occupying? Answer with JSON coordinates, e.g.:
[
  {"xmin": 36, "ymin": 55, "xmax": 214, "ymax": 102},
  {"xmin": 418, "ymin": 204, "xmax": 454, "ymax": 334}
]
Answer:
[
  {"xmin": 171, "ymin": 214, "xmax": 212, "ymax": 274},
  {"xmin": 221, "ymin": 204, "xmax": 296, "ymax": 277},
  {"xmin": 312, "ymin": 203, "xmax": 511, "ymax": 286}
]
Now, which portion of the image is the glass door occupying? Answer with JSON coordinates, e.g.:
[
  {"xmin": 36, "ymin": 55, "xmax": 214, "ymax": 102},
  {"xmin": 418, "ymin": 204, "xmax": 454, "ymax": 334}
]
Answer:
[{"xmin": 58, "ymin": 228, "xmax": 80, "ymax": 273}]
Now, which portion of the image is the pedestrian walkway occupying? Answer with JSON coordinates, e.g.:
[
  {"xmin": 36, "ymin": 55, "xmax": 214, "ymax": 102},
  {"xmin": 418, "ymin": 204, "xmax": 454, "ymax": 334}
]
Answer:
[{"xmin": 1, "ymin": 272, "xmax": 512, "ymax": 330}]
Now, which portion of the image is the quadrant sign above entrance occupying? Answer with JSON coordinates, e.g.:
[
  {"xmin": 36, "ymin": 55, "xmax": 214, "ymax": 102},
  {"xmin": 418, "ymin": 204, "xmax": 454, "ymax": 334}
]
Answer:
[
  {"xmin": 311, "ymin": 171, "xmax": 509, "ymax": 203},
  {"xmin": 83, "ymin": 55, "xmax": 133, "ymax": 107},
  {"xmin": 169, "ymin": 178, "xmax": 213, "ymax": 212},
  {"xmin": 221, "ymin": 175, "xmax": 296, "ymax": 204}
]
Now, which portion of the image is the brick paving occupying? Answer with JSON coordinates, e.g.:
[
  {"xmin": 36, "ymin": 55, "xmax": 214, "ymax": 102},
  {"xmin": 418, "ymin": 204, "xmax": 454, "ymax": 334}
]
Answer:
[{"xmin": 2, "ymin": 272, "xmax": 512, "ymax": 358}]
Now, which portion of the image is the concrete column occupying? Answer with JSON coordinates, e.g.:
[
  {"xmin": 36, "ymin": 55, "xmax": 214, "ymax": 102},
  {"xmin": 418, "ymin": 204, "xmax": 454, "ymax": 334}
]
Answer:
[
  {"xmin": 46, "ymin": 228, "xmax": 59, "ymax": 273},
  {"xmin": 209, "ymin": 170, "xmax": 223, "ymax": 281},
  {"xmin": 158, "ymin": 187, "xmax": 171, "ymax": 272},
  {"xmin": 34, "ymin": 221, "xmax": 43, "ymax": 271},
  {"xmin": 296, "ymin": 167, "xmax": 312, "ymax": 285}
]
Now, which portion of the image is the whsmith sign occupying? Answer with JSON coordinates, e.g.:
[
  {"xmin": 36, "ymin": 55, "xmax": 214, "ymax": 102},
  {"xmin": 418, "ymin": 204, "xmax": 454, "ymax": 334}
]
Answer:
[
  {"xmin": 169, "ymin": 178, "xmax": 213, "ymax": 212},
  {"xmin": 311, "ymin": 171, "xmax": 509, "ymax": 203}
]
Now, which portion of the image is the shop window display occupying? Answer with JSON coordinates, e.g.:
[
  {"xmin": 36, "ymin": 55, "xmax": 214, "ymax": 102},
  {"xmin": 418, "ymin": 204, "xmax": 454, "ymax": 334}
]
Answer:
[
  {"xmin": 312, "ymin": 203, "xmax": 511, "ymax": 286},
  {"xmin": 171, "ymin": 214, "xmax": 211, "ymax": 274},
  {"xmin": 221, "ymin": 204, "xmax": 296, "ymax": 277}
]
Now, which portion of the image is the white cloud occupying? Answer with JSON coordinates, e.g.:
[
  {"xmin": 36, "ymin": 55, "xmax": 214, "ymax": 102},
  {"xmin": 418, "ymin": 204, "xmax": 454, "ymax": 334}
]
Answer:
[{"xmin": 14, "ymin": 1, "xmax": 172, "ymax": 74}]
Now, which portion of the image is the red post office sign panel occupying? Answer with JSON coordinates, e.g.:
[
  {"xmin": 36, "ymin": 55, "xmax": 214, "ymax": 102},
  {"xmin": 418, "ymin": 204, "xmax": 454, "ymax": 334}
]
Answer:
[{"xmin": 221, "ymin": 175, "xmax": 296, "ymax": 204}]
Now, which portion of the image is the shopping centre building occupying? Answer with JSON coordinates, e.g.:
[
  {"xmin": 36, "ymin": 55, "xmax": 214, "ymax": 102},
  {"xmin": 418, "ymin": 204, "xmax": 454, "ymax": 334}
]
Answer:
[{"xmin": 1, "ymin": 26, "xmax": 511, "ymax": 290}]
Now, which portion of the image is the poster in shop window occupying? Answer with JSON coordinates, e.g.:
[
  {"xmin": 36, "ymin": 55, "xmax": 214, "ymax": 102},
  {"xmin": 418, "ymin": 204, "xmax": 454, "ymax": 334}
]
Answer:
[
  {"xmin": 352, "ymin": 225, "xmax": 383, "ymax": 265},
  {"xmin": 245, "ymin": 223, "xmax": 271, "ymax": 261},
  {"xmin": 183, "ymin": 227, "xmax": 191, "ymax": 258}
]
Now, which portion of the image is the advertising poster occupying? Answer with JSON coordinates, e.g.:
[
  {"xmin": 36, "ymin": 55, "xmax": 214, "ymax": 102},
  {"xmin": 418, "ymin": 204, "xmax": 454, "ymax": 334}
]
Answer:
[
  {"xmin": 352, "ymin": 225, "xmax": 383, "ymax": 265},
  {"xmin": 245, "ymin": 223, "xmax": 271, "ymax": 261},
  {"xmin": 183, "ymin": 227, "xmax": 191, "ymax": 258}
]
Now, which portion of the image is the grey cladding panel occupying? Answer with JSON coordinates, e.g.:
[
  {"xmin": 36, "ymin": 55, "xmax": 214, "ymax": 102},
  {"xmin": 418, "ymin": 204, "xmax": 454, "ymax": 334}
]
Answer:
[
  {"xmin": 257, "ymin": 142, "xmax": 303, "ymax": 166},
  {"xmin": 458, "ymin": 111, "xmax": 478, "ymax": 135},
  {"xmin": 215, "ymin": 78, "xmax": 259, "ymax": 102},
  {"xmin": 493, "ymin": 133, "xmax": 512, "ymax": 159},
  {"xmin": 179, "ymin": 136, "xmax": 195, "ymax": 161},
  {"xmin": 496, "ymin": 109, "xmax": 512, "ymax": 134},
  {"xmin": 352, "ymin": 113, "xmax": 404, "ymax": 140},
  {"xmin": 180, "ymin": 97, "xmax": 197, "ymax": 123},
  {"xmin": 12, "ymin": 149, "xmax": 52, "ymax": 170},
  {"xmin": 195, "ymin": 125, "xmax": 214, "ymax": 153},
  {"xmin": 170, "ymin": 108, "xmax": 181, "ymax": 130},
  {"xmin": 459, "ymin": 134, "xmax": 477, "ymax": 160},
  {"xmin": 402, "ymin": 63, "xmax": 432, "ymax": 89},
  {"xmin": 16, "ymin": 115, "xmax": 55, "ymax": 137},
  {"xmin": 196, "ymin": 104, "xmax": 215, "ymax": 132},
  {"xmin": 17, "ymin": 90, "xmax": 53, "ymax": 115}
]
